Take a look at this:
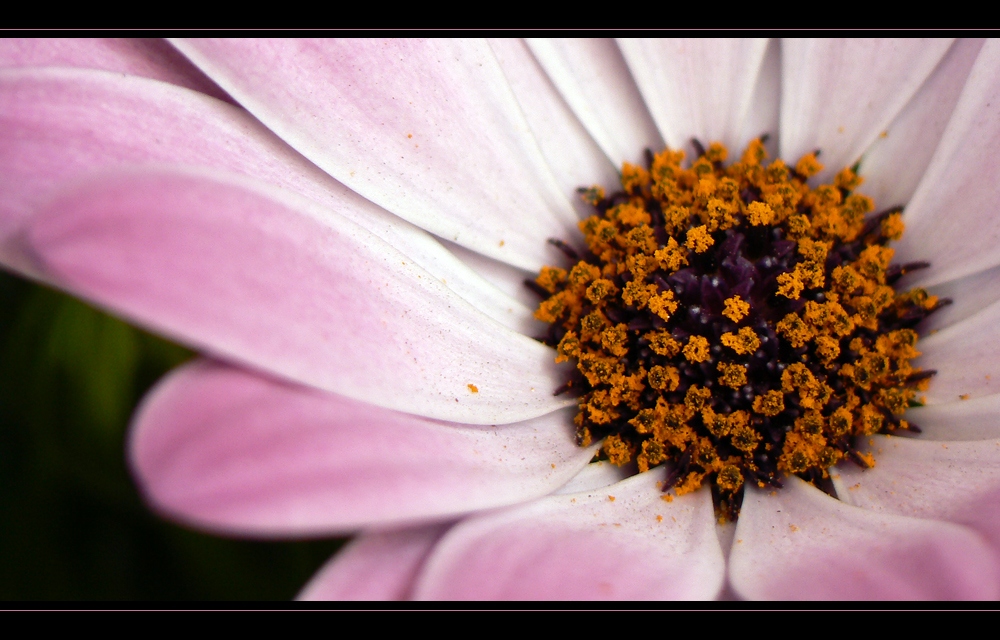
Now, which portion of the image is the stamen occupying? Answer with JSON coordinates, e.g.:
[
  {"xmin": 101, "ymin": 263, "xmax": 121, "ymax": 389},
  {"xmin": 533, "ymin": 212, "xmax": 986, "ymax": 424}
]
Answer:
[{"xmin": 532, "ymin": 139, "xmax": 943, "ymax": 520}]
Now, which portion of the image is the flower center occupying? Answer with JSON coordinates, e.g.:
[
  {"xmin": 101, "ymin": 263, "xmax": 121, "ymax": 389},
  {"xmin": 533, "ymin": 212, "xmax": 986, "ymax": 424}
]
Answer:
[{"xmin": 530, "ymin": 139, "xmax": 948, "ymax": 521}]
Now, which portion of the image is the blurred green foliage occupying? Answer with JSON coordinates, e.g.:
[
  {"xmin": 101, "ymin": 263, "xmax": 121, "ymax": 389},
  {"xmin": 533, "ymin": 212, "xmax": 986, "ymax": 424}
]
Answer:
[{"xmin": 0, "ymin": 272, "xmax": 342, "ymax": 600}]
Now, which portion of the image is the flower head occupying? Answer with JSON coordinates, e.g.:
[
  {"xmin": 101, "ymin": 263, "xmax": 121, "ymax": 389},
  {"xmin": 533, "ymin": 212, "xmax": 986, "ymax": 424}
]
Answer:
[{"xmin": 4, "ymin": 38, "xmax": 1000, "ymax": 600}]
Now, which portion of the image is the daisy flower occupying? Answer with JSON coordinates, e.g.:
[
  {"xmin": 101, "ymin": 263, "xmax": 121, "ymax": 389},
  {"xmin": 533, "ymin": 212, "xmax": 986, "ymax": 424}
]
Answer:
[{"xmin": 2, "ymin": 37, "xmax": 1000, "ymax": 600}]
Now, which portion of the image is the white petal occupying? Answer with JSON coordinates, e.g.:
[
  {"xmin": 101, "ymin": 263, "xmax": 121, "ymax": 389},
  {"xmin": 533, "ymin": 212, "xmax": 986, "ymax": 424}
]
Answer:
[
  {"xmin": 173, "ymin": 38, "xmax": 576, "ymax": 272},
  {"xmin": 893, "ymin": 39, "xmax": 1000, "ymax": 285},
  {"xmin": 737, "ymin": 38, "xmax": 781, "ymax": 158},
  {"xmin": 618, "ymin": 38, "xmax": 769, "ymax": 154},
  {"xmin": 858, "ymin": 39, "xmax": 985, "ymax": 209},
  {"xmin": 525, "ymin": 38, "xmax": 663, "ymax": 167},
  {"xmin": 905, "ymin": 392, "xmax": 1000, "ymax": 441},
  {"xmin": 489, "ymin": 38, "xmax": 620, "ymax": 219},
  {"xmin": 915, "ymin": 296, "xmax": 1000, "ymax": 404},
  {"xmin": 921, "ymin": 261, "xmax": 1000, "ymax": 333},
  {"xmin": 779, "ymin": 38, "xmax": 952, "ymax": 183}
]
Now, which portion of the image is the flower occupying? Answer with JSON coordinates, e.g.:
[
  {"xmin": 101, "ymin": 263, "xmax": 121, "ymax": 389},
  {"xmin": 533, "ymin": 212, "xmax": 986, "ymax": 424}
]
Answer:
[{"xmin": 3, "ymin": 37, "xmax": 1000, "ymax": 600}]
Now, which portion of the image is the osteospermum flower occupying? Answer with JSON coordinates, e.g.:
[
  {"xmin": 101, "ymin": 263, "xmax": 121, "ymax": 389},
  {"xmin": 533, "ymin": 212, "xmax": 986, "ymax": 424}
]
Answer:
[{"xmin": 4, "ymin": 38, "xmax": 1000, "ymax": 600}]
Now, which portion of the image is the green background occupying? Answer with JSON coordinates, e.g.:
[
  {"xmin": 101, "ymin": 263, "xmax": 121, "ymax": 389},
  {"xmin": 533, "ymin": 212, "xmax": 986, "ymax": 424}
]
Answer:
[{"xmin": 0, "ymin": 271, "xmax": 343, "ymax": 600}]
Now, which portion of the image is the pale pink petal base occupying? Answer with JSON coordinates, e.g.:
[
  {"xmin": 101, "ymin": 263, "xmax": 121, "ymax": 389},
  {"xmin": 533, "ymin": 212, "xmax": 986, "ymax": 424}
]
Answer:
[
  {"xmin": 731, "ymin": 477, "xmax": 999, "ymax": 600},
  {"xmin": 488, "ymin": 39, "xmax": 619, "ymax": 220},
  {"xmin": 298, "ymin": 525, "xmax": 448, "ymax": 601},
  {"xmin": 618, "ymin": 38, "xmax": 769, "ymax": 154},
  {"xmin": 412, "ymin": 473, "xmax": 724, "ymax": 600},
  {"xmin": 131, "ymin": 360, "xmax": 595, "ymax": 535},
  {"xmin": 905, "ymin": 393, "xmax": 1000, "ymax": 441},
  {"xmin": 836, "ymin": 436, "xmax": 1000, "ymax": 558},
  {"xmin": 525, "ymin": 38, "xmax": 664, "ymax": 168},
  {"xmin": 28, "ymin": 168, "xmax": 571, "ymax": 424},
  {"xmin": 914, "ymin": 297, "xmax": 1000, "ymax": 403}
]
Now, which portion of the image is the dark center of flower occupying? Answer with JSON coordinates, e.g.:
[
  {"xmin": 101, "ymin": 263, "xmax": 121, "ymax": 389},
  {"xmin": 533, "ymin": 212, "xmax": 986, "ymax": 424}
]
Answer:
[{"xmin": 529, "ymin": 138, "xmax": 949, "ymax": 521}]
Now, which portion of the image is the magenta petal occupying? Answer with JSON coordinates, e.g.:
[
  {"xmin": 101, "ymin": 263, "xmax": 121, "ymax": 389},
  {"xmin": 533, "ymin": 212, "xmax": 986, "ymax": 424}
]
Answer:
[
  {"xmin": 174, "ymin": 38, "xmax": 577, "ymax": 272},
  {"xmin": 132, "ymin": 360, "xmax": 593, "ymax": 535},
  {"xmin": 413, "ymin": 473, "xmax": 724, "ymax": 600},
  {"xmin": 0, "ymin": 38, "xmax": 230, "ymax": 102},
  {"xmin": 731, "ymin": 478, "xmax": 1000, "ymax": 600},
  {"xmin": 29, "ymin": 168, "xmax": 571, "ymax": 424},
  {"xmin": 298, "ymin": 526, "xmax": 448, "ymax": 601}
]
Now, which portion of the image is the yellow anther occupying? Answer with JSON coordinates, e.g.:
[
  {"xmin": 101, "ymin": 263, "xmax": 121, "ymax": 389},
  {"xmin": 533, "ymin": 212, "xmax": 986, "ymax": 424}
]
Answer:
[
  {"xmin": 600, "ymin": 324, "xmax": 629, "ymax": 357},
  {"xmin": 648, "ymin": 289, "xmax": 679, "ymax": 322},
  {"xmin": 721, "ymin": 326, "xmax": 760, "ymax": 355},
  {"xmin": 622, "ymin": 279, "xmax": 657, "ymax": 308},
  {"xmin": 753, "ymin": 390, "xmax": 785, "ymax": 416},
  {"xmin": 621, "ymin": 162, "xmax": 651, "ymax": 194},
  {"xmin": 717, "ymin": 362, "xmax": 748, "ymax": 389},
  {"xmin": 609, "ymin": 202, "xmax": 651, "ymax": 227},
  {"xmin": 730, "ymin": 423, "xmax": 762, "ymax": 453},
  {"xmin": 776, "ymin": 313, "xmax": 814, "ymax": 348},
  {"xmin": 834, "ymin": 167, "xmax": 863, "ymax": 192},
  {"xmin": 644, "ymin": 330, "xmax": 681, "ymax": 357},
  {"xmin": 637, "ymin": 439, "xmax": 667, "ymax": 473},
  {"xmin": 722, "ymin": 295, "xmax": 751, "ymax": 323},
  {"xmin": 567, "ymin": 262, "xmax": 601, "ymax": 288},
  {"xmin": 795, "ymin": 152, "xmax": 824, "ymax": 178},
  {"xmin": 776, "ymin": 270, "xmax": 806, "ymax": 300},
  {"xmin": 603, "ymin": 434, "xmax": 632, "ymax": 466},
  {"xmin": 716, "ymin": 464, "xmax": 743, "ymax": 493},
  {"xmin": 535, "ymin": 266, "xmax": 567, "ymax": 294},
  {"xmin": 881, "ymin": 212, "xmax": 905, "ymax": 241},
  {"xmin": 683, "ymin": 335, "xmax": 711, "ymax": 363},
  {"xmin": 746, "ymin": 201, "xmax": 775, "ymax": 226},
  {"xmin": 586, "ymin": 278, "xmax": 617, "ymax": 305},
  {"xmin": 555, "ymin": 331, "xmax": 581, "ymax": 363},
  {"xmin": 654, "ymin": 237, "xmax": 689, "ymax": 272},
  {"xmin": 647, "ymin": 365, "xmax": 680, "ymax": 392},
  {"xmin": 685, "ymin": 225, "xmax": 715, "ymax": 253},
  {"xmin": 684, "ymin": 385, "xmax": 711, "ymax": 411},
  {"xmin": 580, "ymin": 185, "xmax": 605, "ymax": 206}
]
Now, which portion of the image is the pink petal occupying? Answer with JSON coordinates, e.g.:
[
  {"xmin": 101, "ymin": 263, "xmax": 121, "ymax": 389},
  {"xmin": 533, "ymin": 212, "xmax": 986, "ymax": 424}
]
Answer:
[
  {"xmin": 858, "ymin": 39, "xmax": 985, "ymax": 210},
  {"xmin": 298, "ymin": 525, "xmax": 448, "ymax": 601},
  {"xmin": 779, "ymin": 39, "xmax": 952, "ymax": 183},
  {"xmin": 525, "ymin": 39, "xmax": 664, "ymax": 167},
  {"xmin": 914, "ymin": 297, "xmax": 1000, "ymax": 404},
  {"xmin": 29, "ymin": 168, "xmax": 572, "ymax": 424},
  {"xmin": 836, "ymin": 436, "xmax": 1000, "ymax": 568},
  {"xmin": 132, "ymin": 360, "xmax": 594, "ymax": 535},
  {"xmin": 173, "ymin": 38, "xmax": 577, "ymax": 272},
  {"xmin": 489, "ymin": 38, "xmax": 619, "ymax": 219},
  {"xmin": 618, "ymin": 38, "xmax": 769, "ymax": 155},
  {"xmin": 731, "ymin": 477, "xmax": 999, "ymax": 600},
  {"xmin": 412, "ymin": 473, "xmax": 724, "ymax": 600},
  {"xmin": 893, "ymin": 39, "xmax": 1000, "ymax": 285},
  {"xmin": 0, "ymin": 67, "xmax": 531, "ymax": 334},
  {"xmin": 0, "ymin": 38, "xmax": 231, "ymax": 102},
  {"xmin": 905, "ymin": 393, "xmax": 1000, "ymax": 441}
]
